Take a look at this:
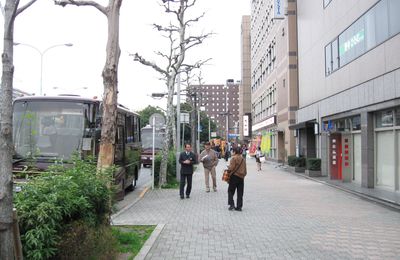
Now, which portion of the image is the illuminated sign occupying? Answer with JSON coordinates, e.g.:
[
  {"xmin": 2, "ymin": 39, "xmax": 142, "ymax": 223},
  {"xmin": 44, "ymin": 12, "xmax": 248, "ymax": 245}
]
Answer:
[
  {"xmin": 339, "ymin": 29, "xmax": 365, "ymax": 56},
  {"xmin": 273, "ymin": 0, "xmax": 285, "ymax": 19}
]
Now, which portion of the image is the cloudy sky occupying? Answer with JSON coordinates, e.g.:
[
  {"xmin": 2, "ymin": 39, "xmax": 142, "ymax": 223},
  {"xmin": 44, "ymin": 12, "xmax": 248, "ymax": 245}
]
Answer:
[{"xmin": 4, "ymin": 0, "xmax": 250, "ymax": 111}]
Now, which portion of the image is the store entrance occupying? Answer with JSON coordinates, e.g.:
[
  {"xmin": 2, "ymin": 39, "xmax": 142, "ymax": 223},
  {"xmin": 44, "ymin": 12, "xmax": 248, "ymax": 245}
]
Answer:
[{"xmin": 329, "ymin": 133, "xmax": 342, "ymax": 180}]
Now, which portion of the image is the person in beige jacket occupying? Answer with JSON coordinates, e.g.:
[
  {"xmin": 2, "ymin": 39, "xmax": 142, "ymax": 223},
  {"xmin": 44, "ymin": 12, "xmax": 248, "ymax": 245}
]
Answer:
[
  {"xmin": 200, "ymin": 142, "xmax": 219, "ymax": 192},
  {"xmin": 227, "ymin": 146, "xmax": 247, "ymax": 211}
]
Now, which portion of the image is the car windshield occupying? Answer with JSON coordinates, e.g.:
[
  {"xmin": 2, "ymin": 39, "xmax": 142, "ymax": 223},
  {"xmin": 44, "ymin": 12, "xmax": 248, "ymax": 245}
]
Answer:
[
  {"xmin": 141, "ymin": 129, "xmax": 164, "ymax": 149},
  {"xmin": 13, "ymin": 100, "xmax": 88, "ymax": 160}
]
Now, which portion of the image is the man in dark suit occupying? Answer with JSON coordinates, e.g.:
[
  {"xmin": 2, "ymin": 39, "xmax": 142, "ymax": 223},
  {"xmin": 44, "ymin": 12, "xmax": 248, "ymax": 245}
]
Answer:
[{"xmin": 179, "ymin": 143, "xmax": 196, "ymax": 199}]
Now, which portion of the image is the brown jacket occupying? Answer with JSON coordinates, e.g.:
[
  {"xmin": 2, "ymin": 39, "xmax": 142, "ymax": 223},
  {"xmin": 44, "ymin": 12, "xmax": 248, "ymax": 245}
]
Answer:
[{"xmin": 228, "ymin": 154, "xmax": 247, "ymax": 179}]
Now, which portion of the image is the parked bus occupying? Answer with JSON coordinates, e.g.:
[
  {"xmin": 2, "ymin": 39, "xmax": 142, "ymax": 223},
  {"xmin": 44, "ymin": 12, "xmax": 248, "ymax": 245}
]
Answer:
[
  {"xmin": 12, "ymin": 95, "xmax": 141, "ymax": 199},
  {"xmin": 140, "ymin": 124, "xmax": 165, "ymax": 167}
]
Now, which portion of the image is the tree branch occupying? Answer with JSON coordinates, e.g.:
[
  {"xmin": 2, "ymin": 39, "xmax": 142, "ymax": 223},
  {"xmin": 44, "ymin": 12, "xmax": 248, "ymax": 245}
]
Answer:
[
  {"xmin": 54, "ymin": 0, "xmax": 107, "ymax": 15},
  {"xmin": 16, "ymin": 0, "xmax": 38, "ymax": 16},
  {"xmin": 131, "ymin": 52, "xmax": 169, "ymax": 77}
]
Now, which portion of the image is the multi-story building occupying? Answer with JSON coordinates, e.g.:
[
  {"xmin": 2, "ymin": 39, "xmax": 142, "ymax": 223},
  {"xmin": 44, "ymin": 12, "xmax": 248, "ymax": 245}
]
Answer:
[
  {"xmin": 250, "ymin": 0, "xmax": 298, "ymax": 162},
  {"xmin": 239, "ymin": 15, "xmax": 252, "ymax": 142},
  {"xmin": 189, "ymin": 81, "xmax": 240, "ymax": 141},
  {"xmin": 294, "ymin": 0, "xmax": 400, "ymax": 193}
]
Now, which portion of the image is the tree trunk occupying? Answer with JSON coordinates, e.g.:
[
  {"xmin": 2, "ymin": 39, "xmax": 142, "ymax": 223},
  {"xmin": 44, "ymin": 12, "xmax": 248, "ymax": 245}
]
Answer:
[
  {"xmin": 0, "ymin": 1, "xmax": 17, "ymax": 259},
  {"xmin": 159, "ymin": 76, "xmax": 176, "ymax": 186},
  {"xmin": 97, "ymin": 0, "xmax": 122, "ymax": 170}
]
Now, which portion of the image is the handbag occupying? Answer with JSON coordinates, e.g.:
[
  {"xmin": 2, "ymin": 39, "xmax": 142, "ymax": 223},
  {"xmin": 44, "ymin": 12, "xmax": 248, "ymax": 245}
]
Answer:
[
  {"xmin": 221, "ymin": 157, "xmax": 244, "ymax": 183},
  {"xmin": 222, "ymin": 169, "xmax": 230, "ymax": 182}
]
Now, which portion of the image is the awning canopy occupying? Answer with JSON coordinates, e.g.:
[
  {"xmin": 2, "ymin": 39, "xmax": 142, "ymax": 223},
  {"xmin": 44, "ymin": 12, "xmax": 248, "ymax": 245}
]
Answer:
[{"xmin": 288, "ymin": 121, "xmax": 315, "ymax": 130}]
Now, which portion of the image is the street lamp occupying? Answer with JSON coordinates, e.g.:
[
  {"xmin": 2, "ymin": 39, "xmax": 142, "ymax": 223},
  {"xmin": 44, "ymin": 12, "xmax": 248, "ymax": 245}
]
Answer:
[{"xmin": 14, "ymin": 42, "xmax": 73, "ymax": 95}]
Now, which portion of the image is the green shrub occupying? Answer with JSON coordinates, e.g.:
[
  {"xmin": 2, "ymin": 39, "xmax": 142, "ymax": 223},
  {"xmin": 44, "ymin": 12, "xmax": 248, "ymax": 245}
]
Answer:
[
  {"xmin": 288, "ymin": 156, "xmax": 306, "ymax": 167},
  {"xmin": 306, "ymin": 158, "xmax": 321, "ymax": 171},
  {"xmin": 154, "ymin": 150, "xmax": 177, "ymax": 186},
  {"xmin": 14, "ymin": 156, "xmax": 113, "ymax": 260},
  {"xmin": 295, "ymin": 157, "xmax": 306, "ymax": 167},
  {"xmin": 287, "ymin": 155, "xmax": 297, "ymax": 166}
]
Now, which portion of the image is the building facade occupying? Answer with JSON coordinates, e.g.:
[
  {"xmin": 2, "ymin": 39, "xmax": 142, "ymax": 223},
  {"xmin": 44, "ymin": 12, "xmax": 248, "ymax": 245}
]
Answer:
[
  {"xmin": 239, "ymin": 15, "xmax": 252, "ymax": 142},
  {"xmin": 189, "ymin": 81, "xmax": 240, "ymax": 141},
  {"xmin": 250, "ymin": 0, "xmax": 298, "ymax": 162},
  {"xmin": 295, "ymin": 0, "xmax": 400, "ymax": 192}
]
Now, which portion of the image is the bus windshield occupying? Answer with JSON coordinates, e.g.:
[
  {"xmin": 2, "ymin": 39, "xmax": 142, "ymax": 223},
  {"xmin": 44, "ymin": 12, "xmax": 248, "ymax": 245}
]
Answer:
[{"xmin": 13, "ymin": 101, "xmax": 89, "ymax": 160}]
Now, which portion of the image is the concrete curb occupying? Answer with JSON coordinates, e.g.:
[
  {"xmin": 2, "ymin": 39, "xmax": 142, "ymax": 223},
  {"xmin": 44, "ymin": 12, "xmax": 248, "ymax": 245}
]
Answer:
[
  {"xmin": 111, "ymin": 184, "xmax": 151, "ymax": 222},
  {"xmin": 277, "ymin": 165, "xmax": 400, "ymax": 212},
  {"xmin": 134, "ymin": 223, "xmax": 165, "ymax": 260}
]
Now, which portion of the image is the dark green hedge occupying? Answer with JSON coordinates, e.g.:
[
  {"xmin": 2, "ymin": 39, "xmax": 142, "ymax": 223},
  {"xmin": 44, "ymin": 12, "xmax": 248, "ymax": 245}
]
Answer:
[
  {"xmin": 288, "ymin": 156, "xmax": 306, "ymax": 167},
  {"xmin": 306, "ymin": 158, "xmax": 321, "ymax": 171},
  {"xmin": 288, "ymin": 155, "xmax": 297, "ymax": 166}
]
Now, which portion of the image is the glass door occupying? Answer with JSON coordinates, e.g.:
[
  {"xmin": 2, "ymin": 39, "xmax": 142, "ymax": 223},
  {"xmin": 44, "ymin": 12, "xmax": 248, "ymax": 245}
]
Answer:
[{"xmin": 353, "ymin": 133, "xmax": 362, "ymax": 184}]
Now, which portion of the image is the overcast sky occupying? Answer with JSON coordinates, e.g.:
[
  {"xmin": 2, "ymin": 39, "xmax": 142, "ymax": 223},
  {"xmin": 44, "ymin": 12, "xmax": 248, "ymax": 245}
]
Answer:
[{"xmin": 4, "ymin": 0, "xmax": 250, "ymax": 111}]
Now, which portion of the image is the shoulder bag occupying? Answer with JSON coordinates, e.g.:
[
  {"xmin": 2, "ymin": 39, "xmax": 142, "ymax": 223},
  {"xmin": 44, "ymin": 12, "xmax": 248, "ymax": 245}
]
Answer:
[{"xmin": 222, "ymin": 157, "xmax": 244, "ymax": 183}]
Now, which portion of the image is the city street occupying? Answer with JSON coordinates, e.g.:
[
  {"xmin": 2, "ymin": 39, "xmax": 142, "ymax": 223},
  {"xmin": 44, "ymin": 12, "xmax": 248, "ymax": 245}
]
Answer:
[{"xmin": 112, "ymin": 158, "xmax": 400, "ymax": 259}]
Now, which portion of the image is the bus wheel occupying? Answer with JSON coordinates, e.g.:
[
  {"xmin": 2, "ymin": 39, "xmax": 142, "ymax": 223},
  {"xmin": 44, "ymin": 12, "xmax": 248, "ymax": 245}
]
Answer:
[{"xmin": 127, "ymin": 177, "xmax": 136, "ymax": 192}]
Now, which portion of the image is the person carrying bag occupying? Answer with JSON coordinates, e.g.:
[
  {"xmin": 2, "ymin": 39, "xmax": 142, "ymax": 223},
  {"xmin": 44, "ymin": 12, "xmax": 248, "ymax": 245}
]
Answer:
[{"xmin": 226, "ymin": 147, "xmax": 247, "ymax": 211}]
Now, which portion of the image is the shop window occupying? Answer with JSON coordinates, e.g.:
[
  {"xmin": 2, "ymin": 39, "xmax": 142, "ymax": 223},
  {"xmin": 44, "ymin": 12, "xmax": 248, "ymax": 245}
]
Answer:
[
  {"xmin": 352, "ymin": 116, "xmax": 361, "ymax": 130},
  {"xmin": 376, "ymin": 110, "xmax": 393, "ymax": 128},
  {"xmin": 395, "ymin": 108, "xmax": 400, "ymax": 126}
]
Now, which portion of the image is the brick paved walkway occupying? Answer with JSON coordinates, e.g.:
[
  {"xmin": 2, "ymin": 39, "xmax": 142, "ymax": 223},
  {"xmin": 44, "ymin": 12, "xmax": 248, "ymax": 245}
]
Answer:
[{"xmin": 113, "ymin": 158, "xmax": 400, "ymax": 259}]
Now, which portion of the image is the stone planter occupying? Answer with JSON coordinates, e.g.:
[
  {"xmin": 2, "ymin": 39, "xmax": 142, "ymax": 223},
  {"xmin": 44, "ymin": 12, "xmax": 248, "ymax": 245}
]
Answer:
[
  {"xmin": 294, "ymin": 166, "xmax": 305, "ymax": 173},
  {"xmin": 305, "ymin": 169, "xmax": 322, "ymax": 177},
  {"xmin": 287, "ymin": 166, "xmax": 296, "ymax": 173}
]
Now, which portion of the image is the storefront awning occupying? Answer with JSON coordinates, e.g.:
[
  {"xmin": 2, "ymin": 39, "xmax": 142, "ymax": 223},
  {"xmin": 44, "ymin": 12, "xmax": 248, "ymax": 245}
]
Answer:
[{"xmin": 288, "ymin": 121, "xmax": 315, "ymax": 130}]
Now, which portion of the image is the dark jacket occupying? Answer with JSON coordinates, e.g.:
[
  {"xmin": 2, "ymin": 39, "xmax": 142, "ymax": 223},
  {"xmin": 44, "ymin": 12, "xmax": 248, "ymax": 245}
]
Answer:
[
  {"xmin": 179, "ymin": 151, "xmax": 196, "ymax": 175},
  {"xmin": 228, "ymin": 154, "xmax": 247, "ymax": 179}
]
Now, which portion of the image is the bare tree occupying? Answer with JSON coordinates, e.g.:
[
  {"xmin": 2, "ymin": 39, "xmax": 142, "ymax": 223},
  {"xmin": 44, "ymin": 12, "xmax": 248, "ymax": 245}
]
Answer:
[
  {"xmin": 0, "ymin": 1, "xmax": 38, "ymax": 258},
  {"xmin": 54, "ymin": 0, "xmax": 122, "ymax": 170},
  {"xmin": 133, "ymin": 0, "xmax": 211, "ymax": 186}
]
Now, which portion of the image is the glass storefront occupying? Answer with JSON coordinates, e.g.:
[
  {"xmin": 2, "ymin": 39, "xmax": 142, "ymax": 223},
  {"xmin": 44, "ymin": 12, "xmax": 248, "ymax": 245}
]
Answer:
[{"xmin": 375, "ymin": 107, "xmax": 400, "ymax": 191}]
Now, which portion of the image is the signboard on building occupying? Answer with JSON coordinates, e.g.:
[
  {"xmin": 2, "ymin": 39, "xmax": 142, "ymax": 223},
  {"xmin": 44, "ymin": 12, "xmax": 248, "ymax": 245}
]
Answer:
[
  {"xmin": 252, "ymin": 116, "xmax": 276, "ymax": 131},
  {"xmin": 243, "ymin": 114, "xmax": 250, "ymax": 137},
  {"xmin": 211, "ymin": 132, "xmax": 217, "ymax": 138},
  {"xmin": 273, "ymin": 0, "xmax": 285, "ymax": 19}
]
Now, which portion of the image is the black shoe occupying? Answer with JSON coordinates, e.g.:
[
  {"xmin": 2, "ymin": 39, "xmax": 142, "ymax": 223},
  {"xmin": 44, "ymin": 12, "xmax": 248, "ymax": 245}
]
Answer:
[
  {"xmin": 228, "ymin": 206, "xmax": 235, "ymax": 211},
  {"xmin": 180, "ymin": 196, "xmax": 184, "ymax": 199},
  {"xmin": 186, "ymin": 195, "xmax": 190, "ymax": 198},
  {"xmin": 235, "ymin": 207, "xmax": 242, "ymax": 211}
]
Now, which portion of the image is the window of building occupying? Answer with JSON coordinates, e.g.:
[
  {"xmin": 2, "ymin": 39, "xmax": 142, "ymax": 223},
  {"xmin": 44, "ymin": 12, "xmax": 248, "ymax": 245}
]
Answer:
[
  {"xmin": 325, "ymin": 0, "xmax": 400, "ymax": 76},
  {"xmin": 395, "ymin": 108, "xmax": 400, "ymax": 126},
  {"xmin": 352, "ymin": 116, "xmax": 361, "ymax": 130},
  {"xmin": 389, "ymin": 0, "xmax": 400, "ymax": 36},
  {"xmin": 376, "ymin": 110, "xmax": 394, "ymax": 128}
]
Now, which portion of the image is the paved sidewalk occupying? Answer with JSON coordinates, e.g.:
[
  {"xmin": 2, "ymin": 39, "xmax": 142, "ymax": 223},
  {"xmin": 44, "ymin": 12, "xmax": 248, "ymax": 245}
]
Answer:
[{"xmin": 113, "ymin": 157, "xmax": 400, "ymax": 259}]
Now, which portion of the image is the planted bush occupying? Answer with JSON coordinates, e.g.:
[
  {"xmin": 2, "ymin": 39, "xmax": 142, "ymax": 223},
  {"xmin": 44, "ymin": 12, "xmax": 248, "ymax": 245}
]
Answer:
[
  {"xmin": 306, "ymin": 158, "xmax": 321, "ymax": 171},
  {"xmin": 288, "ymin": 155, "xmax": 297, "ymax": 166},
  {"xmin": 154, "ymin": 150, "xmax": 177, "ymax": 187},
  {"xmin": 14, "ymin": 157, "xmax": 113, "ymax": 260},
  {"xmin": 295, "ymin": 157, "xmax": 306, "ymax": 167}
]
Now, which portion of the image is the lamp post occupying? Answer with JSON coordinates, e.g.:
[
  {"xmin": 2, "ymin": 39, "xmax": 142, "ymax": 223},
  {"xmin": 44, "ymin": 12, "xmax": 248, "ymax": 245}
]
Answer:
[
  {"xmin": 14, "ymin": 42, "xmax": 73, "ymax": 95},
  {"xmin": 209, "ymin": 116, "xmax": 214, "ymax": 141}
]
